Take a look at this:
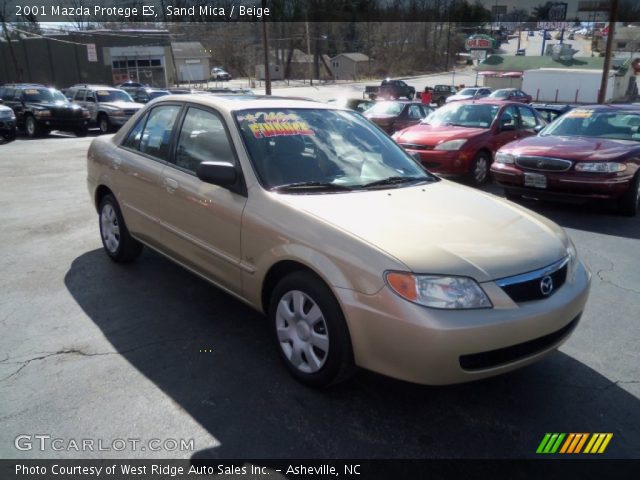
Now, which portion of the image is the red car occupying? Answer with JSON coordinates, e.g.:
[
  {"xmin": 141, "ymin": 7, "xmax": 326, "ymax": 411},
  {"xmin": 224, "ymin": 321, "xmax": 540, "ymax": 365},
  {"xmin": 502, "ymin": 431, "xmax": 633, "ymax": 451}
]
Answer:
[
  {"xmin": 364, "ymin": 101, "xmax": 433, "ymax": 135},
  {"xmin": 392, "ymin": 100, "xmax": 545, "ymax": 185},
  {"xmin": 488, "ymin": 88, "xmax": 533, "ymax": 103},
  {"xmin": 491, "ymin": 105, "xmax": 640, "ymax": 216}
]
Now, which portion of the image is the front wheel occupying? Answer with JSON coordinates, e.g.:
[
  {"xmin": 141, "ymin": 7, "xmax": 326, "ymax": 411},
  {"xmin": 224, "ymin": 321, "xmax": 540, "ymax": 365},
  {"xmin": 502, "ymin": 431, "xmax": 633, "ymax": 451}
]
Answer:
[
  {"xmin": 98, "ymin": 114, "xmax": 111, "ymax": 135},
  {"xmin": 468, "ymin": 151, "xmax": 491, "ymax": 186},
  {"xmin": 618, "ymin": 173, "xmax": 640, "ymax": 217},
  {"xmin": 25, "ymin": 115, "xmax": 42, "ymax": 138},
  {"xmin": 269, "ymin": 271, "xmax": 355, "ymax": 387},
  {"xmin": 437, "ymin": 97, "xmax": 445, "ymax": 107},
  {"xmin": 98, "ymin": 194, "xmax": 143, "ymax": 263},
  {"xmin": 407, "ymin": 92, "xmax": 415, "ymax": 100}
]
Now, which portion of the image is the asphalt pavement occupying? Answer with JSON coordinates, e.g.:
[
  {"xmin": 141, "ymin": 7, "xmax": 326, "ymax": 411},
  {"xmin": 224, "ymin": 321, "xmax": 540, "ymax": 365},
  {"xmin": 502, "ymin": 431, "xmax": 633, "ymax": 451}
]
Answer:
[{"xmin": 0, "ymin": 131, "xmax": 639, "ymax": 460}]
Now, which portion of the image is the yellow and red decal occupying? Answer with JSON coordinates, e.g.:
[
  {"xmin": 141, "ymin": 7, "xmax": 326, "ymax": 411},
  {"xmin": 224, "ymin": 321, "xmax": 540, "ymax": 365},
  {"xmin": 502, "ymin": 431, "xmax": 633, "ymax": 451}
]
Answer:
[{"xmin": 238, "ymin": 111, "xmax": 315, "ymax": 139}]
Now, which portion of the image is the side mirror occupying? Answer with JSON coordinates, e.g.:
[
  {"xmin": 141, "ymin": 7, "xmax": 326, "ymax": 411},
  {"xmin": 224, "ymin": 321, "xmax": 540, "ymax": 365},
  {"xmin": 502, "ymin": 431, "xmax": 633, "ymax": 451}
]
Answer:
[
  {"xmin": 196, "ymin": 161, "xmax": 237, "ymax": 187},
  {"xmin": 534, "ymin": 124, "xmax": 544, "ymax": 133}
]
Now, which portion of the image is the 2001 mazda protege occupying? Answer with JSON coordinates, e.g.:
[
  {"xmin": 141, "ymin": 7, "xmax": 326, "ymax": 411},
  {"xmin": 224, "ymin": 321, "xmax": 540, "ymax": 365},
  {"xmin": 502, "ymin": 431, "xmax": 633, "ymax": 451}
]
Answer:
[{"xmin": 87, "ymin": 95, "xmax": 591, "ymax": 387}]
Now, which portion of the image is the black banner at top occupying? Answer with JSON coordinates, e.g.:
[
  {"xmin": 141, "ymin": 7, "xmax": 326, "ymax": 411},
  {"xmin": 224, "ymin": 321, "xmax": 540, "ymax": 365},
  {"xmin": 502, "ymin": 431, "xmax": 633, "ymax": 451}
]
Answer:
[{"xmin": 1, "ymin": 0, "xmax": 635, "ymax": 23}]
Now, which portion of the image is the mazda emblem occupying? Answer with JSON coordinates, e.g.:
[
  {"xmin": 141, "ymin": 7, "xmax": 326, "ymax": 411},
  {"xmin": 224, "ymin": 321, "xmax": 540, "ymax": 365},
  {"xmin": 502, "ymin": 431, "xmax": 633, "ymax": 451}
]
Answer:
[{"xmin": 540, "ymin": 275, "xmax": 554, "ymax": 296}]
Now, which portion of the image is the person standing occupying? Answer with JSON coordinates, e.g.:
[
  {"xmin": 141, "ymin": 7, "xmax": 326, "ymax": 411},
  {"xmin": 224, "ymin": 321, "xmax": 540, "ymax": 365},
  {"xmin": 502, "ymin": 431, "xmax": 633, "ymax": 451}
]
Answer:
[{"xmin": 421, "ymin": 87, "xmax": 433, "ymax": 105}]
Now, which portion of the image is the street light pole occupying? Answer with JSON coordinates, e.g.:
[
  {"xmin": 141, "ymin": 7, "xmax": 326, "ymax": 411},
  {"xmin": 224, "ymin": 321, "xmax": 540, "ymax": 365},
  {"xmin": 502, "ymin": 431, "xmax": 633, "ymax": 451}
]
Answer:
[
  {"xmin": 598, "ymin": 0, "xmax": 618, "ymax": 104},
  {"xmin": 261, "ymin": 0, "xmax": 271, "ymax": 95}
]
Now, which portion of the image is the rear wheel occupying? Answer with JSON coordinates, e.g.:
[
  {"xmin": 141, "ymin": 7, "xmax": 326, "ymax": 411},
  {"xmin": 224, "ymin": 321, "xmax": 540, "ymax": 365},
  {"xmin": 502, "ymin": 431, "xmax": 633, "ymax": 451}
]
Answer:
[
  {"xmin": 468, "ymin": 151, "xmax": 491, "ymax": 186},
  {"xmin": 98, "ymin": 194, "xmax": 143, "ymax": 263},
  {"xmin": 437, "ymin": 97, "xmax": 445, "ymax": 107},
  {"xmin": 618, "ymin": 173, "xmax": 640, "ymax": 217},
  {"xmin": 407, "ymin": 92, "xmax": 415, "ymax": 100},
  {"xmin": 269, "ymin": 271, "xmax": 355, "ymax": 387}
]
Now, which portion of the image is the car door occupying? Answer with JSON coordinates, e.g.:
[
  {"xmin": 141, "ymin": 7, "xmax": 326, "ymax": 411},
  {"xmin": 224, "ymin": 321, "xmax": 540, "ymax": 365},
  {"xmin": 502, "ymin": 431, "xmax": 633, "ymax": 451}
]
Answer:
[
  {"xmin": 158, "ymin": 105, "xmax": 247, "ymax": 295},
  {"xmin": 84, "ymin": 90, "xmax": 101, "ymax": 122},
  {"xmin": 116, "ymin": 104, "xmax": 183, "ymax": 243},
  {"xmin": 491, "ymin": 105, "xmax": 521, "ymax": 152},
  {"xmin": 517, "ymin": 105, "xmax": 542, "ymax": 139},
  {"xmin": 397, "ymin": 104, "xmax": 424, "ymax": 130}
]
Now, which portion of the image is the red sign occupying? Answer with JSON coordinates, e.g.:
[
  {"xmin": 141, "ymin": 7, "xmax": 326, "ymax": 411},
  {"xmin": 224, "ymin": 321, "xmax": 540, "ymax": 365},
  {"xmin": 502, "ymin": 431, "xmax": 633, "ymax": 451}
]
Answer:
[{"xmin": 466, "ymin": 38, "xmax": 492, "ymax": 49}]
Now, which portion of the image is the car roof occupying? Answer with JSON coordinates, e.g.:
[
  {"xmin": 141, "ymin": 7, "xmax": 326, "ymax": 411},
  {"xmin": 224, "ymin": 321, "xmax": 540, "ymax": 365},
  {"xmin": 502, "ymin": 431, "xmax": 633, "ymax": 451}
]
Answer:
[
  {"xmin": 152, "ymin": 94, "xmax": 339, "ymax": 112},
  {"xmin": 459, "ymin": 99, "xmax": 521, "ymax": 106},
  {"xmin": 568, "ymin": 104, "xmax": 640, "ymax": 112}
]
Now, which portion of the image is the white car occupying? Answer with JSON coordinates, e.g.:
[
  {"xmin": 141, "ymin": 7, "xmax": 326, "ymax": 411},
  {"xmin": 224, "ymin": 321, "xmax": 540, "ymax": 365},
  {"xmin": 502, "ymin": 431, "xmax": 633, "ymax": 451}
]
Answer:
[
  {"xmin": 211, "ymin": 67, "xmax": 232, "ymax": 81},
  {"xmin": 445, "ymin": 87, "xmax": 493, "ymax": 103}
]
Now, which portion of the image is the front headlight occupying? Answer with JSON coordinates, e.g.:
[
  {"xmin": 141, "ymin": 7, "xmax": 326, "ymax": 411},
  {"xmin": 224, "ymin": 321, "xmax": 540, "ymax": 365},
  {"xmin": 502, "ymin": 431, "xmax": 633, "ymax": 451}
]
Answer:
[
  {"xmin": 386, "ymin": 272, "xmax": 492, "ymax": 309},
  {"xmin": 35, "ymin": 110, "xmax": 51, "ymax": 118},
  {"xmin": 566, "ymin": 238, "xmax": 578, "ymax": 276},
  {"xmin": 574, "ymin": 162, "xmax": 626, "ymax": 173},
  {"xmin": 495, "ymin": 151, "xmax": 515, "ymax": 164},
  {"xmin": 434, "ymin": 139, "xmax": 467, "ymax": 151},
  {"xmin": 110, "ymin": 109, "xmax": 125, "ymax": 116}
]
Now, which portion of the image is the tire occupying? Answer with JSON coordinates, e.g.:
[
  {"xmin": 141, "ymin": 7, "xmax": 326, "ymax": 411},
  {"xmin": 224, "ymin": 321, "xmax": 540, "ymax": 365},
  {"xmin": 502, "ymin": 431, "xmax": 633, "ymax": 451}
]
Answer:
[
  {"xmin": 98, "ymin": 194, "xmax": 143, "ymax": 263},
  {"xmin": 98, "ymin": 114, "xmax": 111, "ymax": 135},
  {"xmin": 617, "ymin": 172, "xmax": 640, "ymax": 217},
  {"xmin": 269, "ymin": 271, "xmax": 355, "ymax": 387},
  {"xmin": 504, "ymin": 189, "xmax": 521, "ymax": 202},
  {"xmin": 437, "ymin": 97, "xmax": 445, "ymax": 107},
  {"xmin": 75, "ymin": 126, "xmax": 88, "ymax": 137},
  {"xmin": 25, "ymin": 115, "xmax": 42, "ymax": 138},
  {"xmin": 1, "ymin": 128, "xmax": 16, "ymax": 143},
  {"xmin": 468, "ymin": 151, "xmax": 491, "ymax": 186},
  {"xmin": 407, "ymin": 92, "xmax": 415, "ymax": 100}
]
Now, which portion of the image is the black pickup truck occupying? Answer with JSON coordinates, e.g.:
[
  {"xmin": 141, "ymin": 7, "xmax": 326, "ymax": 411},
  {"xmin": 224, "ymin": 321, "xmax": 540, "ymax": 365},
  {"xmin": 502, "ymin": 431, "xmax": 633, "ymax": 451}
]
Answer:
[
  {"xmin": 431, "ymin": 84, "xmax": 458, "ymax": 106},
  {"xmin": 364, "ymin": 79, "xmax": 415, "ymax": 100}
]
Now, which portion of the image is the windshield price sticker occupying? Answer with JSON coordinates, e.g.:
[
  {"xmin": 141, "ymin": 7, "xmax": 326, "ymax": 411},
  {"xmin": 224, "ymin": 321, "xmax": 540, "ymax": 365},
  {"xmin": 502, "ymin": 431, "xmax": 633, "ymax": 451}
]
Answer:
[
  {"xmin": 25, "ymin": 89, "xmax": 40, "ymax": 95},
  {"xmin": 566, "ymin": 109, "xmax": 593, "ymax": 118},
  {"xmin": 96, "ymin": 91, "xmax": 110, "ymax": 96},
  {"xmin": 238, "ymin": 111, "xmax": 315, "ymax": 139}
]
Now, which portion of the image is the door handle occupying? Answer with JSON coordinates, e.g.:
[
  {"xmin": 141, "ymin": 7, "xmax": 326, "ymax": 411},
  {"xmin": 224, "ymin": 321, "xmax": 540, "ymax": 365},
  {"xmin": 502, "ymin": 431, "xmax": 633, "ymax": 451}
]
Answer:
[{"xmin": 164, "ymin": 177, "xmax": 179, "ymax": 193}]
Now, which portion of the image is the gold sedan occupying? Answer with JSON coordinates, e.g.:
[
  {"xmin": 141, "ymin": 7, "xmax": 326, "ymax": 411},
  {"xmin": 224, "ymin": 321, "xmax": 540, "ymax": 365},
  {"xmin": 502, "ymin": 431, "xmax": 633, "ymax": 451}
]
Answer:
[{"xmin": 87, "ymin": 95, "xmax": 591, "ymax": 387}]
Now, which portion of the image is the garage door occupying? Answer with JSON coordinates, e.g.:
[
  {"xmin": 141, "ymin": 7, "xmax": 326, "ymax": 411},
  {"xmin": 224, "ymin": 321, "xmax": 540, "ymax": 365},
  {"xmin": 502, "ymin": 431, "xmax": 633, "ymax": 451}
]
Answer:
[{"xmin": 179, "ymin": 64, "xmax": 205, "ymax": 82}]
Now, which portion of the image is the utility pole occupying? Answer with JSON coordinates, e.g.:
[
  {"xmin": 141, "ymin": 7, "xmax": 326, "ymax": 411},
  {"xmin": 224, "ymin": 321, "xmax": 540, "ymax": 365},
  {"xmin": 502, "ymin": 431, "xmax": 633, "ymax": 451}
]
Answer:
[
  {"xmin": 262, "ymin": 0, "xmax": 271, "ymax": 95},
  {"xmin": 598, "ymin": 0, "xmax": 618, "ymax": 104},
  {"xmin": 305, "ymin": 20, "xmax": 312, "ymax": 86}
]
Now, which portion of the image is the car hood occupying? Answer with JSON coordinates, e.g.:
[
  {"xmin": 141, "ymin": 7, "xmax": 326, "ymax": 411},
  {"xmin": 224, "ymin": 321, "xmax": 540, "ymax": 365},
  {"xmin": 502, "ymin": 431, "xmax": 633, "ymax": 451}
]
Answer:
[
  {"xmin": 394, "ymin": 124, "xmax": 487, "ymax": 145},
  {"xmin": 101, "ymin": 101, "xmax": 144, "ymax": 109},
  {"xmin": 276, "ymin": 181, "xmax": 567, "ymax": 282},
  {"xmin": 29, "ymin": 101, "xmax": 82, "ymax": 110},
  {"xmin": 500, "ymin": 135, "xmax": 639, "ymax": 161}
]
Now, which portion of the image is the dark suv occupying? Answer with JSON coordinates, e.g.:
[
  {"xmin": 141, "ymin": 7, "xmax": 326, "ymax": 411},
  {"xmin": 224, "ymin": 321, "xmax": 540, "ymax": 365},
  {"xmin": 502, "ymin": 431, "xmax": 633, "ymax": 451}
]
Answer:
[{"xmin": 0, "ymin": 84, "xmax": 90, "ymax": 137}]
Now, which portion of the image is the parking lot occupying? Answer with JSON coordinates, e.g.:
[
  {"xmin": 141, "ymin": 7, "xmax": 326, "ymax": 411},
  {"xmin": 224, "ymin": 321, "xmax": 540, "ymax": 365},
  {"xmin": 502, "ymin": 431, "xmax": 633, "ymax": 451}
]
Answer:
[{"xmin": 1, "ymin": 130, "xmax": 639, "ymax": 460}]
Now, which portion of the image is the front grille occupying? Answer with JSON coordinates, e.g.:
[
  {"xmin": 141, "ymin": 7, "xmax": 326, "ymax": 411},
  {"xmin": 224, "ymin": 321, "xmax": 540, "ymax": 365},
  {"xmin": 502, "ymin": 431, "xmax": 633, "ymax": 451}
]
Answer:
[
  {"xmin": 516, "ymin": 156, "xmax": 572, "ymax": 172},
  {"xmin": 52, "ymin": 108, "xmax": 81, "ymax": 118},
  {"xmin": 496, "ymin": 257, "xmax": 569, "ymax": 303},
  {"xmin": 400, "ymin": 143, "xmax": 433, "ymax": 151},
  {"xmin": 459, "ymin": 314, "xmax": 580, "ymax": 371}
]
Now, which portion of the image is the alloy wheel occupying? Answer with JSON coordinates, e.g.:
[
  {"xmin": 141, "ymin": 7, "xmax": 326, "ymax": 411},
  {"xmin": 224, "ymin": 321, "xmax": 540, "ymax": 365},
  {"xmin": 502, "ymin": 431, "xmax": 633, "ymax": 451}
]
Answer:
[
  {"xmin": 275, "ymin": 290, "xmax": 329, "ymax": 374},
  {"xmin": 100, "ymin": 204, "xmax": 120, "ymax": 253}
]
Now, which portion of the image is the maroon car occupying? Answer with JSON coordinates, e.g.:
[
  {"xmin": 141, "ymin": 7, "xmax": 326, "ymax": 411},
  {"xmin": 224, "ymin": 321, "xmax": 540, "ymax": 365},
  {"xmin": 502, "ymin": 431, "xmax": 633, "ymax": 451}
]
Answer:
[
  {"xmin": 392, "ymin": 99, "xmax": 545, "ymax": 185},
  {"xmin": 491, "ymin": 105, "xmax": 640, "ymax": 216},
  {"xmin": 363, "ymin": 101, "xmax": 433, "ymax": 135},
  {"xmin": 488, "ymin": 88, "xmax": 533, "ymax": 103}
]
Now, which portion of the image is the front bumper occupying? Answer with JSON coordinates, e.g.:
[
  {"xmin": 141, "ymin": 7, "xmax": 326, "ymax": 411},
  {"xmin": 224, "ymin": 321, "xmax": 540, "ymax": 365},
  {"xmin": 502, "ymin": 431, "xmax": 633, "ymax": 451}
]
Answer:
[
  {"xmin": 335, "ymin": 260, "xmax": 590, "ymax": 385},
  {"xmin": 37, "ymin": 117, "xmax": 88, "ymax": 131},
  {"xmin": 109, "ymin": 115, "xmax": 134, "ymax": 127},
  {"xmin": 407, "ymin": 149, "xmax": 471, "ymax": 175},
  {"xmin": 491, "ymin": 163, "xmax": 633, "ymax": 201}
]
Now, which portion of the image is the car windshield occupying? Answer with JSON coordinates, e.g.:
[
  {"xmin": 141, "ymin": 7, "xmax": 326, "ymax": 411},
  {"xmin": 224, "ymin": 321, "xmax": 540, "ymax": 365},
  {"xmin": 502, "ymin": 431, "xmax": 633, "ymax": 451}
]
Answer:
[
  {"xmin": 22, "ymin": 88, "xmax": 67, "ymax": 103},
  {"xmin": 422, "ymin": 102, "xmax": 499, "ymax": 128},
  {"xmin": 95, "ymin": 90, "xmax": 133, "ymax": 102},
  {"xmin": 490, "ymin": 90, "xmax": 510, "ymax": 98},
  {"xmin": 540, "ymin": 109, "xmax": 640, "ymax": 141},
  {"xmin": 235, "ymin": 108, "xmax": 436, "ymax": 192},
  {"xmin": 458, "ymin": 88, "xmax": 478, "ymax": 96},
  {"xmin": 366, "ymin": 102, "xmax": 404, "ymax": 116}
]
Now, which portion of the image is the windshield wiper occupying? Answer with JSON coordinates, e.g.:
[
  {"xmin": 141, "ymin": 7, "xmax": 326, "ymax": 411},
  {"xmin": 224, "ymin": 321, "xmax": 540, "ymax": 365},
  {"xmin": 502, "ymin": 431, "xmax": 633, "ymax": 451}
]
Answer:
[
  {"xmin": 271, "ymin": 181, "xmax": 353, "ymax": 192},
  {"xmin": 360, "ymin": 176, "xmax": 430, "ymax": 188}
]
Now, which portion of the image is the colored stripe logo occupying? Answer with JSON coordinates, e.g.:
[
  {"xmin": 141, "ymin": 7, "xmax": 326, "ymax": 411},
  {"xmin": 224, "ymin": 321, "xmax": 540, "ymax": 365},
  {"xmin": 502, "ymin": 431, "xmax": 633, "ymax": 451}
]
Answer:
[{"xmin": 536, "ymin": 433, "xmax": 613, "ymax": 454}]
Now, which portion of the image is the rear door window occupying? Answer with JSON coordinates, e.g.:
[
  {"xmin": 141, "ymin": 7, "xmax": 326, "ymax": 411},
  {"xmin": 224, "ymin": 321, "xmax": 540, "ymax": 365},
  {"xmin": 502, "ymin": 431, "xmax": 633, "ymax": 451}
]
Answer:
[{"xmin": 137, "ymin": 105, "xmax": 181, "ymax": 161}]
